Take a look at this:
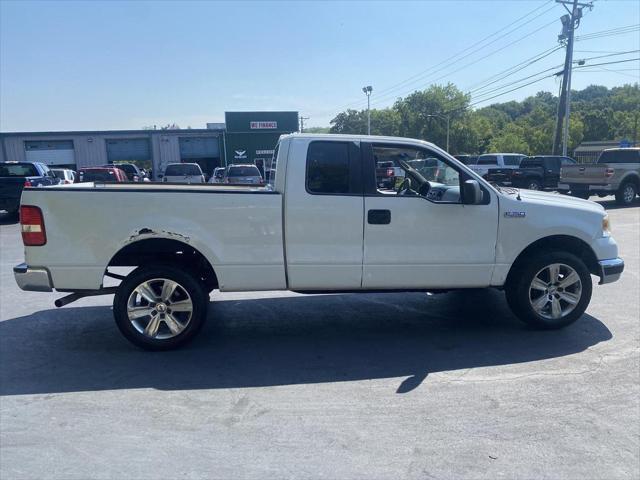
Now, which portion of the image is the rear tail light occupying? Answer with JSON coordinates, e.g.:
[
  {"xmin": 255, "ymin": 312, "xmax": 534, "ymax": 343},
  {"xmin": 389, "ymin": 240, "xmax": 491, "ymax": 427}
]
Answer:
[
  {"xmin": 24, "ymin": 180, "xmax": 32, "ymax": 187},
  {"xmin": 605, "ymin": 168, "xmax": 614, "ymax": 178},
  {"xmin": 386, "ymin": 168, "xmax": 394, "ymax": 177},
  {"xmin": 20, "ymin": 206, "xmax": 47, "ymax": 246}
]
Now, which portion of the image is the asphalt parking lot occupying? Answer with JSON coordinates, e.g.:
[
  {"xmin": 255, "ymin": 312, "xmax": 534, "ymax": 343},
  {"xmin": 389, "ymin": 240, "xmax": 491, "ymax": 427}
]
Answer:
[{"xmin": 1, "ymin": 198, "xmax": 638, "ymax": 480}]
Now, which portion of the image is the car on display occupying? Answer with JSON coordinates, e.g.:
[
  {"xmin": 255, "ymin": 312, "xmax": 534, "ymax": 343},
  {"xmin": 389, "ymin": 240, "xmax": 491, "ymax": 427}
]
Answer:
[
  {"xmin": 488, "ymin": 155, "xmax": 577, "ymax": 191},
  {"xmin": 209, "ymin": 167, "xmax": 226, "ymax": 184},
  {"xmin": 469, "ymin": 153, "xmax": 527, "ymax": 179},
  {"xmin": 224, "ymin": 164, "xmax": 263, "ymax": 184},
  {"xmin": 454, "ymin": 154, "xmax": 478, "ymax": 165},
  {"xmin": 561, "ymin": 148, "xmax": 640, "ymax": 205},
  {"xmin": 0, "ymin": 161, "xmax": 58, "ymax": 217},
  {"xmin": 104, "ymin": 163, "xmax": 145, "ymax": 182},
  {"xmin": 50, "ymin": 168, "xmax": 76, "ymax": 185},
  {"xmin": 161, "ymin": 163, "xmax": 205, "ymax": 183},
  {"xmin": 77, "ymin": 167, "xmax": 128, "ymax": 183},
  {"xmin": 13, "ymin": 133, "xmax": 624, "ymax": 350}
]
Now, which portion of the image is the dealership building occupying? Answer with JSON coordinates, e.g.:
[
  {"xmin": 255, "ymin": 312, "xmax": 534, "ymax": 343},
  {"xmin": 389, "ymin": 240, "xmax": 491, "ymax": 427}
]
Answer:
[{"xmin": 0, "ymin": 111, "xmax": 298, "ymax": 179}]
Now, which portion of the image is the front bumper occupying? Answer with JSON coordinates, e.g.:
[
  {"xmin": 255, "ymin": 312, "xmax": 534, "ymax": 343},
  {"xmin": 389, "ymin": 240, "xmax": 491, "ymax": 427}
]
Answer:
[
  {"xmin": 598, "ymin": 258, "xmax": 624, "ymax": 285},
  {"xmin": 13, "ymin": 263, "xmax": 53, "ymax": 292}
]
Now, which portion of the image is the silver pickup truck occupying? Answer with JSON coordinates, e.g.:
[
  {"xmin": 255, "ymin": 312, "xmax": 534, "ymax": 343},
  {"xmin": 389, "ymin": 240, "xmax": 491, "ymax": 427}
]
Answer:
[{"xmin": 561, "ymin": 148, "xmax": 640, "ymax": 206}]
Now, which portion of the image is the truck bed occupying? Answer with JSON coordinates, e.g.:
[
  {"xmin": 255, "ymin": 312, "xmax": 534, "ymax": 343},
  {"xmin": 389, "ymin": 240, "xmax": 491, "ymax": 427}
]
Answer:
[{"xmin": 20, "ymin": 183, "xmax": 286, "ymax": 292}]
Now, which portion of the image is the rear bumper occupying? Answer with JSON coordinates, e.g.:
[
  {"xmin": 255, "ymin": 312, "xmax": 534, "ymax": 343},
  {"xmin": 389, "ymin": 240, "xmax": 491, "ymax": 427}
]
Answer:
[
  {"xmin": 598, "ymin": 258, "xmax": 624, "ymax": 285},
  {"xmin": 567, "ymin": 183, "xmax": 616, "ymax": 192},
  {"xmin": 13, "ymin": 263, "xmax": 53, "ymax": 292}
]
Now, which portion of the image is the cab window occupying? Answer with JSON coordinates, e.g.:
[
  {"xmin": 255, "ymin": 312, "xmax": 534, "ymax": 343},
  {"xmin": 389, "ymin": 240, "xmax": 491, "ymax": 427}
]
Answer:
[
  {"xmin": 371, "ymin": 144, "xmax": 462, "ymax": 203},
  {"xmin": 306, "ymin": 141, "xmax": 360, "ymax": 195}
]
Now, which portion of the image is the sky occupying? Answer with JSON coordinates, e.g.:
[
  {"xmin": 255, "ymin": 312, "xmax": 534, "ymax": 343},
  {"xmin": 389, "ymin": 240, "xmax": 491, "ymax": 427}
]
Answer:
[{"xmin": 0, "ymin": 0, "xmax": 638, "ymax": 132}]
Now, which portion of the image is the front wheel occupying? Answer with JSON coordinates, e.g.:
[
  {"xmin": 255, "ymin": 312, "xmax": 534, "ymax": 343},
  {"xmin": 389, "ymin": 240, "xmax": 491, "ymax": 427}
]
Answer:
[
  {"xmin": 113, "ymin": 265, "xmax": 208, "ymax": 350},
  {"xmin": 615, "ymin": 182, "xmax": 637, "ymax": 206},
  {"xmin": 505, "ymin": 252, "xmax": 592, "ymax": 329}
]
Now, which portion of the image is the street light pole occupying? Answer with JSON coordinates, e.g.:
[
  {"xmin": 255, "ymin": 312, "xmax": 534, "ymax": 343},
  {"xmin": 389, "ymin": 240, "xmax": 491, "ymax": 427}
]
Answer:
[
  {"xmin": 362, "ymin": 86, "xmax": 373, "ymax": 135},
  {"xmin": 426, "ymin": 113, "xmax": 450, "ymax": 152}
]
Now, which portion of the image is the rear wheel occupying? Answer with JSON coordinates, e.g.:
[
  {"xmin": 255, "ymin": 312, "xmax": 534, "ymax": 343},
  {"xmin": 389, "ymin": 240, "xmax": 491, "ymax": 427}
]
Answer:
[
  {"xmin": 113, "ymin": 265, "xmax": 208, "ymax": 350},
  {"xmin": 506, "ymin": 251, "xmax": 592, "ymax": 329},
  {"xmin": 526, "ymin": 179, "xmax": 541, "ymax": 190},
  {"xmin": 615, "ymin": 182, "xmax": 637, "ymax": 206}
]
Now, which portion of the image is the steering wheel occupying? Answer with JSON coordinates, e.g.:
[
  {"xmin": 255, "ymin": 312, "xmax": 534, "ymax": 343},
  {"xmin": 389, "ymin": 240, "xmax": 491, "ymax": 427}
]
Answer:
[
  {"xmin": 397, "ymin": 159, "xmax": 431, "ymax": 196},
  {"xmin": 396, "ymin": 177, "xmax": 413, "ymax": 196}
]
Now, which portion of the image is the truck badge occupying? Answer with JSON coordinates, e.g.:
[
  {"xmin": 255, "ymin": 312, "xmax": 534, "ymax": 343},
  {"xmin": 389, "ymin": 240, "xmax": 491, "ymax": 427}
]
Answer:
[{"xmin": 505, "ymin": 211, "xmax": 526, "ymax": 218}]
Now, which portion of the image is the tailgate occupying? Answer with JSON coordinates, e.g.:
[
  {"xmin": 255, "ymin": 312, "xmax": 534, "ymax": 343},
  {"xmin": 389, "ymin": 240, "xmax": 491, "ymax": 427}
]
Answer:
[
  {"xmin": 561, "ymin": 164, "xmax": 607, "ymax": 184},
  {"xmin": 0, "ymin": 178, "xmax": 26, "ymax": 206}
]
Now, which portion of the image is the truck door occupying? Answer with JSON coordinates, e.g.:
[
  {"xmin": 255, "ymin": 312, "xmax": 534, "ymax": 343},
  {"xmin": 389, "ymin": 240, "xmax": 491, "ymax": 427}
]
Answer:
[
  {"xmin": 284, "ymin": 138, "xmax": 364, "ymax": 290},
  {"xmin": 361, "ymin": 142, "xmax": 499, "ymax": 289}
]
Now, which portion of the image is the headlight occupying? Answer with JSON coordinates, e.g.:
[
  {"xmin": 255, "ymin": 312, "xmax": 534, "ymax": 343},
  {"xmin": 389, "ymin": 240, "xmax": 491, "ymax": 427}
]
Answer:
[{"xmin": 602, "ymin": 214, "xmax": 611, "ymax": 236}]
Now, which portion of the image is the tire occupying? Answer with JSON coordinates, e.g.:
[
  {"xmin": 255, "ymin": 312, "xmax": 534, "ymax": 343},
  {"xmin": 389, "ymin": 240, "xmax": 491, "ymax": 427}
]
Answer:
[
  {"xmin": 526, "ymin": 179, "xmax": 541, "ymax": 191},
  {"xmin": 505, "ymin": 251, "xmax": 592, "ymax": 329},
  {"xmin": 615, "ymin": 182, "xmax": 637, "ymax": 206},
  {"xmin": 113, "ymin": 264, "xmax": 208, "ymax": 350}
]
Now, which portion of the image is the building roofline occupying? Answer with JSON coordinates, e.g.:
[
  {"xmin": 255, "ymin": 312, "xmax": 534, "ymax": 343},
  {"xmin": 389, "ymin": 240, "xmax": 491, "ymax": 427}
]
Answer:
[{"xmin": 0, "ymin": 128, "xmax": 224, "ymax": 137}]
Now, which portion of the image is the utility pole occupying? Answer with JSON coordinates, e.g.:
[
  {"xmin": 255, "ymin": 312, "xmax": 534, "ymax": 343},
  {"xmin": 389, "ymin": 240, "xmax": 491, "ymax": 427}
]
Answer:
[
  {"xmin": 362, "ymin": 86, "xmax": 373, "ymax": 135},
  {"xmin": 426, "ymin": 113, "xmax": 451, "ymax": 152},
  {"xmin": 299, "ymin": 116, "xmax": 309, "ymax": 133},
  {"xmin": 552, "ymin": 0, "xmax": 592, "ymax": 155}
]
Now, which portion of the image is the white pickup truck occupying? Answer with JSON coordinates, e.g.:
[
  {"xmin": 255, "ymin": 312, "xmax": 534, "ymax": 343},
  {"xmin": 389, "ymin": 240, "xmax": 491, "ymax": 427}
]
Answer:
[{"xmin": 14, "ymin": 134, "xmax": 624, "ymax": 350}]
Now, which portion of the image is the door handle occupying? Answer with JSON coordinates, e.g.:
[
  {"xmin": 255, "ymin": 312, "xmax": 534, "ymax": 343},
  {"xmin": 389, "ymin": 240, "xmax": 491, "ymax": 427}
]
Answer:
[{"xmin": 368, "ymin": 209, "xmax": 391, "ymax": 225}]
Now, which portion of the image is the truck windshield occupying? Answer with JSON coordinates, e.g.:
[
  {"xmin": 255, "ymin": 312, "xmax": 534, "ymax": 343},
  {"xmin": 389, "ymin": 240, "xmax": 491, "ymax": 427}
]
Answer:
[{"xmin": 0, "ymin": 163, "xmax": 39, "ymax": 177}]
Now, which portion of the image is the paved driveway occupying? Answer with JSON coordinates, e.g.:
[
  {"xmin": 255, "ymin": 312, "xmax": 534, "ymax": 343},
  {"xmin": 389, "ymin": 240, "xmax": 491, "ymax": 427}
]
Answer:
[{"xmin": 1, "ymin": 199, "xmax": 638, "ymax": 479}]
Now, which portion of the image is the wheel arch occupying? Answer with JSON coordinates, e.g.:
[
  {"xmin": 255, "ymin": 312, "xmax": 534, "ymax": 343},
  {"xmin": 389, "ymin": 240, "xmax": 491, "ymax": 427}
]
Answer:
[
  {"xmin": 107, "ymin": 237, "xmax": 218, "ymax": 290},
  {"xmin": 506, "ymin": 234, "xmax": 600, "ymax": 286},
  {"xmin": 619, "ymin": 172, "xmax": 640, "ymax": 188}
]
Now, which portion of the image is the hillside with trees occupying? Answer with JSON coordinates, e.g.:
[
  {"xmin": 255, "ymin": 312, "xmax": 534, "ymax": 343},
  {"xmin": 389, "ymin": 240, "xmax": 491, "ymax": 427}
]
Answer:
[{"xmin": 329, "ymin": 83, "xmax": 639, "ymax": 155}]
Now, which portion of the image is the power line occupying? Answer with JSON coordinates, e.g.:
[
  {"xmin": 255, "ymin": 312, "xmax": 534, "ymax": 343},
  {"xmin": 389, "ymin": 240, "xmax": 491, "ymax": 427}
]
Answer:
[
  {"xmin": 469, "ymin": 74, "xmax": 557, "ymax": 107},
  {"xmin": 368, "ymin": 1, "xmax": 558, "ymax": 102},
  {"xmin": 370, "ymin": 16, "xmax": 560, "ymax": 108},
  {"xmin": 321, "ymin": 0, "xmax": 558, "ymax": 115},
  {"xmin": 470, "ymin": 57, "xmax": 640, "ymax": 107},
  {"xmin": 466, "ymin": 46, "xmax": 563, "ymax": 94}
]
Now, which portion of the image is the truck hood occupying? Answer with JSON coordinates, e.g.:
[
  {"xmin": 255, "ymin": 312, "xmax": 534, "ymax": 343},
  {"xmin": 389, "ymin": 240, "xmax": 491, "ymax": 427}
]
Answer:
[{"xmin": 513, "ymin": 189, "xmax": 605, "ymax": 214}]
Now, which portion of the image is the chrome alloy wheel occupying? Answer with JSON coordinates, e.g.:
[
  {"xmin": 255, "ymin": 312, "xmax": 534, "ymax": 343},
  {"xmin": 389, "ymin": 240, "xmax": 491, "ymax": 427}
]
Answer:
[
  {"xmin": 126, "ymin": 278, "xmax": 193, "ymax": 339},
  {"xmin": 529, "ymin": 263, "xmax": 582, "ymax": 320},
  {"xmin": 623, "ymin": 184, "xmax": 635, "ymax": 203}
]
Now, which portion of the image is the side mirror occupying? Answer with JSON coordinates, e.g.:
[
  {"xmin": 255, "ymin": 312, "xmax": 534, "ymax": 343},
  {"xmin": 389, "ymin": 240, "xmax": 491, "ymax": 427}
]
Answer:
[
  {"xmin": 462, "ymin": 179, "xmax": 483, "ymax": 205},
  {"xmin": 158, "ymin": 174, "xmax": 164, "ymax": 178}
]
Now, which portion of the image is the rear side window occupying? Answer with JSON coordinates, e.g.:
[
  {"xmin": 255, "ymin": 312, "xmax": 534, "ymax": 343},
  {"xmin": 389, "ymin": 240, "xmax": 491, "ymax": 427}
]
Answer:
[
  {"xmin": 521, "ymin": 158, "xmax": 542, "ymax": 168},
  {"xmin": 477, "ymin": 155, "xmax": 498, "ymax": 165},
  {"xmin": 503, "ymin": 155, "xmax": 523, "ymax": 166},
  {"xmin": 306, "ymin": 141, "xmax": 357, "ymax": 194},
  {"xmin": 598, "ymin": 149, "xmax": 639, "ymax": 164}
]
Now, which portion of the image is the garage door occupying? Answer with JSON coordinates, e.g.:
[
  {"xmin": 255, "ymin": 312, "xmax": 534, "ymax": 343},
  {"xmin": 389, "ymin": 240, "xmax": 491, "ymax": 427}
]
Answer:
[
  {"xmin": 179, "ymin": 137, "xmax": 219, "ymax": 159},
  {"xmin": 106, "ymin": 138, "xmax": 151, "ymax": 162},
  {"xmin": 25, "ymin": 140, "xmax": 75, "ymax": 166}
]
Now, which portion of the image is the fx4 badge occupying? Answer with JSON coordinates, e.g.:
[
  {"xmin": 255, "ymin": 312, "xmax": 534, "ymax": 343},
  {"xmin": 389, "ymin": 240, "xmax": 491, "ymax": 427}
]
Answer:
[{"xmin": 505, "ymin": 211, "xmax": 526, "ymax": 218}]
